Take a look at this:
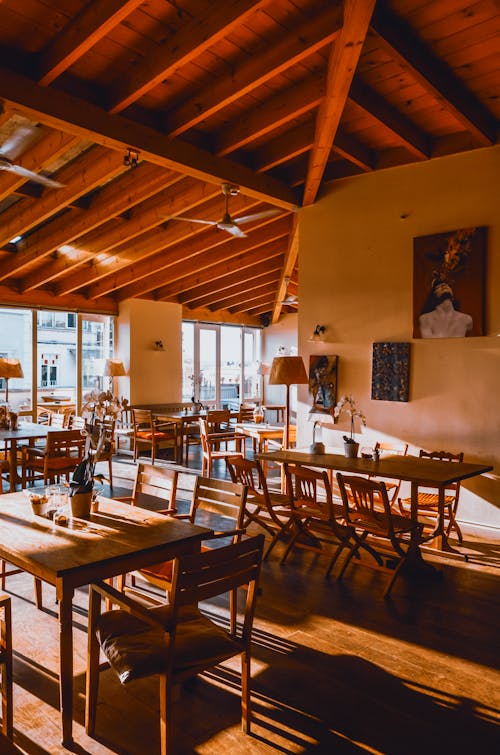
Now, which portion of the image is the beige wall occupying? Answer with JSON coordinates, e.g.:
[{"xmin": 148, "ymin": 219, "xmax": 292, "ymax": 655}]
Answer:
[
  {"xmin": 262, "ymin": 313, "xmax": 298, "ymax": 406},
  {"xmin": 117, "ymin": 299, "xmax": 182, "ymax": 405},
  {"xmin": 298, "ymin": 145, "xmax": 500, "ymax": 530}
]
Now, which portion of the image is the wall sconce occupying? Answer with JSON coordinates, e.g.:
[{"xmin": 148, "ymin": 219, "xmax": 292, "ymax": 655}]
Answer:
[
  {"xmin": 153, "ymin": 340, "xmax": 165, "ymax": 351},
  {"xmin": 124, "ymin": 147, "xmax": 140, "ymax": 168},
  {"xmin": 308, "ymin": 324, "xmax": 326, "ymax": 342}
]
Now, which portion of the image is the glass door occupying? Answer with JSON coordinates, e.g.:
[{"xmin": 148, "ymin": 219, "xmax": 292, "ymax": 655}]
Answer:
[{"xmin": 198, "ymin": 325, "xmax": 217, "ymax": 405}]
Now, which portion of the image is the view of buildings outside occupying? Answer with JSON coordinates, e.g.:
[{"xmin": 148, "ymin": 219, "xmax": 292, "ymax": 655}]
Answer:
[{"xmin": 0, "ymin": 307, "xmax": 113, "ymax": 413}]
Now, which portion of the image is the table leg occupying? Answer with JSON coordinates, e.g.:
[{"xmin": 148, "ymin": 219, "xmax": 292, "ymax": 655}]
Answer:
[
  {"xmin": 405, "ymin": 481, "xmax": 438, "ymax": 576},
  {"xmin": 8, "ymin": 440, "xmax": 17, "ymax": 493},
  {"xmin": 58, "ymin": 585, "xmax": 75, "ymax": 747}
]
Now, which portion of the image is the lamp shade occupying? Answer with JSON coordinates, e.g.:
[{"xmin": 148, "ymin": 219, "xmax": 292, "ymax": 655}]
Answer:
[
  {"xmin": 103, "ymin": 359, "xmax": 126, "ymax": 377},
  {"xmin": 268, "ymin": 356, "xmax": 308, "ymax": 387},
  {"xmin": 0, "ymin": 358, "xmax": 24, "ymax": 379}
]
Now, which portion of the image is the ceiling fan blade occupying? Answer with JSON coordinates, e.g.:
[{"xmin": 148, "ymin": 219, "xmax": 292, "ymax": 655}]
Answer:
[
  {"xmin": 0, "ymin": 123, "xmax": 41, "ymax": 161},
  {"xmin": 165, "ymin": 215, "xmax": 217, "ymax": 226},
  {"xmin": 233, "ymin": 208, "xmax": 282, "ymax": 225},
  {"xmin": 0, "ymin": 159, "xmax": 63, "ymax": 188},
  {"xmin": 217, "ymin": 222, "xmax": 247, "ymax": 238}
]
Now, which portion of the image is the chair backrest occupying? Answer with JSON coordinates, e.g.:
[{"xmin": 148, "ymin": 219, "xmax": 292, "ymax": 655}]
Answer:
[
  {"xmin": 206, "ymin": 409, "xmax": 231, "ymax": 432},
  {"xmin": 46, "ymin": 429, "xmax": 86, "ymax": 459},
  {"xmin": 284, "ymin": 463, "xmax": 335, "ymax": 522},
  {"xmin": 49, "ymin": 412, "xmax": 66, "ymax": 428},
  {"xmin": 132, "ymin": 408, "xmax": 153, "ymax": 433},
  {"xmin": 171, "ymin": 535, "xmax": 264, "ymax": 637},
  {"xmin": 68, "ymin": 415, "xmax": 86, "ymax": 430},
  {"xmin": 336, "ymin": 473, "xmax": 395, "ymax": 536},
  {"xmin": 188, "ymin": 475, "xmax": 247, "ymax": 540},
  {"xmin": 93, "ymin": 417, "xmax": 116, "ymax": 456},
  {"xmin": 131, "ymin": 463, "xmax": 178, "ymax": 511},
  {"xmin": 377, "ymin": 441, "xmax": 408, "ymax": 457},
  {"xmin": 226, "ymin": 455, "xmax": 266, "ymax": 493},
  {"xmin": 237, "ymin": 406, "xmax": 255, "ymax": 422},
  {"xmin": 419, "ymin": 449, "xmax": 464, "ymax": 494}
]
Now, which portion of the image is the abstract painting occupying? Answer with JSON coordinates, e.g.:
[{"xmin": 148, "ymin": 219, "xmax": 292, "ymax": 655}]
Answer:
[
  {"xmin": 309, "ymin": 355, "xmax": 338, "ymax": 416},
  {"xmin": 413, "ymin": 226, "xmax": 487, "ymax": 338},
  {"xmin": 371, "ymin": 343, "xmax": 410, "ymax": 402}
]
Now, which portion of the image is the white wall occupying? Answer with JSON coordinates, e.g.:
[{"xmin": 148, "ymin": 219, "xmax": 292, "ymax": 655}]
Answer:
[
  {"xmin": 117, "ymin": 299, "xmax": 182, "ymax": 405},
  {"xmin": 298, "ymin": 145, "xmax": 500, "ymax": 530}
]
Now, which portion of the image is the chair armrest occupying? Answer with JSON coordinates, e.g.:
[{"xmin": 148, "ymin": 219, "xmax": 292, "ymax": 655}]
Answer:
[
  {"xmin": 157, "ymin": 507, "xmax": 177, "ymax": 516},
  {"xmin": 204, "ymin": 527, "xmax": 246, "ymax": 540},
  {"xmin": 113, "ymin": 496, "xmax": 134, "ymax": 503},
  {"xmin": 91, "ymin": 580, "xmax": 165, "ymax": 628},
  {"xmin": 22, "ymin": 446, "xmax": 46, "ymax": 460}
]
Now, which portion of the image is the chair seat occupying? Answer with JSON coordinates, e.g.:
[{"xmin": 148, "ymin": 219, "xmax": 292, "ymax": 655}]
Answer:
[
  {"xmin": 27, "ymin": 453, "xmax": 81, "ymax": 471},
  {"xmin": 135, "ymin": 430, "xmax": 175, "ymax": 441},
  {"xmin": 401, "ymin": 492, "xmax": 455, "ymax": 509},
  {"xmin": 349, "ymin": 511, "xmax": 415, "ymax": 535},
  {"xmin": 97, "ymin": 603, "xmax": 243, "ymax": 685}
]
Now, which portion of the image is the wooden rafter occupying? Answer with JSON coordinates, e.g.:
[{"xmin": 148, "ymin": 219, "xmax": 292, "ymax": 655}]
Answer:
[
  {"xmin": 271, "ymin": 213, "xmax": 299, "ymax": 324},
  {"xmin": 303, "ymin": 0, "xmax": 376, "ymax": 206}
]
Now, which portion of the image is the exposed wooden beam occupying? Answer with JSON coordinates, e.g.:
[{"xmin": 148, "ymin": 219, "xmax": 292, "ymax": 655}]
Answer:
[
  {"xmin": 333, "ymin": 130, "xmax": 375, "ymax": 171},
  {"xmin": 303, "ymin": 0, "xmax": 376, "ymax": 205},
  {"xmin": 229, "ymin": 290, "xmax": 277, "ymax": 314},
  {"xmin": 108, "ymin": 0, "xmax": 267, "ymax": 114},
  {"xmin": 141, "ymin": 226, "xmax": 288, "ymax": 303},
  {"xmin": 114, "ymin": 217, "xmax": 289, "ymax": 302},
  {"xmin": 214, "ymin": 73, "xmax": 324, "ymax": 157},
  {"xmin": 348, "ymin": 78, "xmax": 430, "ymax": 159},
  {"xmin": 0, "ymin": 145, "xmax": 125, "ymax": 261},
  {"xmin": 0, "ymin": 129, "xmax": 76, "ymax": 201},
  {"xmin": 164, "ymin": 5, "xmax": 343, "ymax": 137},
  {"xmin": 253, "ymin": 121, "xmax": 315, "ymax": 172},
  {"xmin": 0, "ymin": 65, "xmax": 299, "ymax": 209},
  {"xmin": 179, "ymin": 255, "xmax": 285, "ymax": 308},
  {"xmin": 271, "ymin": 214, "xmax": 299, "ymax": 324},
  {"xmin": 37, "ymin": 1, "xmax": 143, "ymax": 86},
  {"xmin": 207, "ymin": 273, "xmax": 281, "ymax": 311},
  {"xmin": 370, "ymin": 5, "xmax": 498, "ymax": 146},
  {"xmin": 7, "ymin": 163, "xmax": 181, "ymax": 282},
  {"xmin": 181, "ymin": 305, "xmax": 261, "ymax": 327},
  {"xmin": 0, "ymin": 285, "xmax": 117, "ymax": 315}
]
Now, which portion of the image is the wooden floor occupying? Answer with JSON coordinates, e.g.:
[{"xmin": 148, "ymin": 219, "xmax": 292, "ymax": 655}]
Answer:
[{"xmin": 2, "ymin": 451, "xmax": 499, "ymax": 754}]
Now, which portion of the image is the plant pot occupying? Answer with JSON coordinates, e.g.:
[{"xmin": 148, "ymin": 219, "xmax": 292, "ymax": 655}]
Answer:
[
  {"xmin": 344, "ymin": 441, "xmax": 359, "ymax": 459},
  {"xmin": 70, "ymin": 491, "xmax": 93, "ymax": 520}
]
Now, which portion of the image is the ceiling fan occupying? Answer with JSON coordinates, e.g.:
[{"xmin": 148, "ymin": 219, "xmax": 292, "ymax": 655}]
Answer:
[
  {"xmin": 0, "ymin": 123, "xmax": 63, "ymax": 188},
  {"xmin": 167, "ymin": 182, "xmax": 281, "ymax": 238},
  {"xmin": 280, "ymin": 276, "xmax": 298, "ymax": 305}
]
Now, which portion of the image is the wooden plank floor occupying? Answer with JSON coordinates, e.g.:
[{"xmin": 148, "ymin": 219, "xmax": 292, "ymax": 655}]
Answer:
[{"xmin": 3, "ymin": 452, "xmax": 499, "ymax": 754}]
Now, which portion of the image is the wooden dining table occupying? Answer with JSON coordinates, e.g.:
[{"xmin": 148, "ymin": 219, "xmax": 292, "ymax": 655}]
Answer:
[
  {"xmin": 156, "ymin": 409, "xmax": 238, "ymax": 464},
  {"xmin": 0, "ymin": 492, "xmax": 210, "ymax": 746},
  {"xmin": 257, "ymin": 448, "xmax": 493, "ymax": 562},
  {"xmin": 0, "ymin": 422, "xmax": 53, "ymax": 491}
]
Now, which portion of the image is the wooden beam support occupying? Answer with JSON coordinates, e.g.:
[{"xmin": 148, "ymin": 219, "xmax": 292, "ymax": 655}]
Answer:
[
  {"xmin": 303, "ymin": 0, "xmax": 376, "ymax": 205},
  {"xmin": 370, "ymin": 5, "xmax": 497, "ymax": 146},
  {"xmin": 0, "ymin": 65, "xmax": 299, "ymax": 209},
  {"xmin": 164, "ymin": 5, "xmax": 343, "ymax": 137},
  {"xmin": 108, "ymin": 0, "xmax": 267, "ymax": 114},
  {"xmin": 271, "ymin": 214, "xmax": 299, "ymax": 324},
  {"xmin": 37, "ymin": 1, "xmax": 143, "ymax": 86},
  {"xmin": 0, "ymin": 285, "xmax": 117, "ymax": 315}
]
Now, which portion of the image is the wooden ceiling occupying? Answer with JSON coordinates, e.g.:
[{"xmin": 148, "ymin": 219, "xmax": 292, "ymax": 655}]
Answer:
[{"xmin": 0, "ymin": 0, "xmax": 498, "ymax": 326}]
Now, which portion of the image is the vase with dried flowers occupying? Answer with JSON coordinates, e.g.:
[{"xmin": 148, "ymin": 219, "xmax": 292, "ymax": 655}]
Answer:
[
  {"xmin": 334, "ymin": 394, "xmax": 366, "ymax": 458},
  {"xmin": 69, "ymin": 391, "xmax": 128, "ymax": 517}
]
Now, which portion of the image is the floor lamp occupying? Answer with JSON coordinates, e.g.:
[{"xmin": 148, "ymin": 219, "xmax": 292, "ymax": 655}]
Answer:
[
  {"xmin": 268, "ymin": 356, "xmax": 308, "ymax": 450},
  {"xmin": 103, "ymin": 359, "xmax": 126, "ymax": 395},
  {"xmin": 0, "ymin": 358, "xmax": 24, "ymax": 403}
]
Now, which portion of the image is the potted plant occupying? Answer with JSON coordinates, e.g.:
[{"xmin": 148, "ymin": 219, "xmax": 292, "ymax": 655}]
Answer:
[{"xmin": 333, "ymin": 394, "xmax": 366, "ymax": 458}]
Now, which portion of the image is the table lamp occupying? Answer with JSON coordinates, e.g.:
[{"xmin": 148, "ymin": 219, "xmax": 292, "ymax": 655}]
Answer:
[
  {"xmin": 268, "ymin": 355, "xmax": 308, "ymax": 449},
  {"xmin": 103, "ymin": 359, "xmax": 126, "ymax": 394},
  {"xmin": 0, "ymin": 358, "xmax": 24, "ymax": 403}
]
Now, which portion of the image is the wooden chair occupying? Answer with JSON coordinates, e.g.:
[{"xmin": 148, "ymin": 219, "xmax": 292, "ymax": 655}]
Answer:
[
  {"xmin": 127, "ymin": 476, "xmax": 247, "ymax": 613},
  {"xmin": 367, "ymin": 441, "xmax": 409, "ymax": 506},
  {"xmin": 132, "ymin": 409, "xmax": 179, "ymax": 465},
  {"xmin": 85, "ymin": 535, "xmax": 265, "ymax": 755},
  {"xmin": 118, "ymin": 462, "xmax": 178, "ymax": 515},
  {"xmin": 336, "ymin": 473, "xmax": 422, "ymax": 598},
  {"xmin": 21, "ymin": 429, "xmax": 86, "ymax": 487},
  {"xmin": 183, "ymin": 417, "xmax": 201, "ymax": 467},
  {"xmin": 0, "ymin": 595, "xmax": 12, "ymax": 740},
  {"xmin": 48, "ymin": 412, "xmax": 66, "ymax": 428},
  {"xmin": 114, "ymin": 408, "xmax": 134, "ymax": 455},
  {"xmin": 199, "ymin": 418, "xmax": 243, "ymax": 477},
  {"xmin": 92, "ymin": 417, "xmax": 116, "ymax": 488},
  {"xmin": 225, "ymin": 456, "xmax": 294, "ymax": 559},
  {"xmin": 67, "ymin": 415, "xmax": 86, "ymax": 430},
  {"xmin": 237, "ymin": 405, "xmax": 255, "ymax": 422},
  {"xmin": 398, "ymin": 449, "xmax": 465, "ymax": 543},
  {"xmin": 282, "ymin": 464, "xmax": 354, "ymax": 577}
]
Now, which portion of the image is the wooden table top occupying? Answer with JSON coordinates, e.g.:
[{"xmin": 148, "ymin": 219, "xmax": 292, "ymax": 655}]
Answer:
[
  {"xmin": 0, "ymin": 422, "xmax": 53, "ymax": 441},
  {"xmin": 0, "ymin": 493, "xmax": 210, "ymax": 586},
  {"xmin": 235, "ymin": 422, "xmax": 295, "ymax": 440},
  {"xmin": 257, "ymin": 449, "xmax": 493, "ymax": 487}
]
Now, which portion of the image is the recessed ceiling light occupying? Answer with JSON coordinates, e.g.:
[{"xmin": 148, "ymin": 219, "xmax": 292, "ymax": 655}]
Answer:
[{"xmin": 9, "ymin": 235, "xmax": 22, "ymax": 244}]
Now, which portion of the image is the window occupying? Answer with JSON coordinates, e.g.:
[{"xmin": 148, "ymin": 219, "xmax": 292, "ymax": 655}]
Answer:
[{"xmin": 182, "ymin": 321, "xmax": 262, "ymax": 408}]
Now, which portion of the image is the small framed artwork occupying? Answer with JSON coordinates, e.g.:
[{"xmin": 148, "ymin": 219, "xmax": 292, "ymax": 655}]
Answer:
[
  {"xmin": 413, "ymin": 226, "xmax": 487, "ymax": 338},
  {"xmin": 371, "ymin": 343, "xmax": 410, "ymax": 402},
  {"xmin": 309, "ymin": 355, "xmax": 338, "ymax": 417}
]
